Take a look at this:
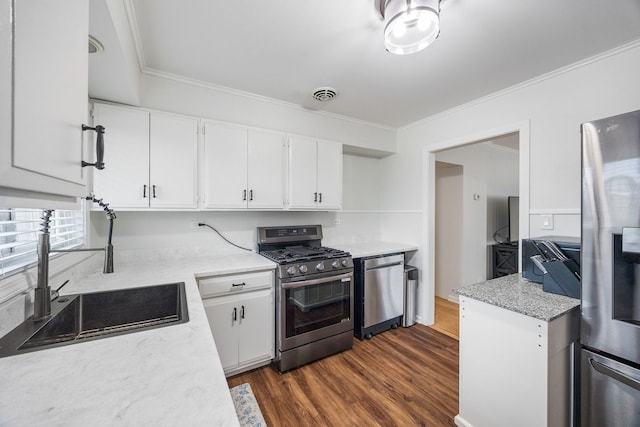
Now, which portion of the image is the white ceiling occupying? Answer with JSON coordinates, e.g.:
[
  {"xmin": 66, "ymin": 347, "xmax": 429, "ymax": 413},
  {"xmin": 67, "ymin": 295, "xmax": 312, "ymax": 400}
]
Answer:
[{"xmin": 90, "ymin": 0, "xmax": 640, "ymax": 128}]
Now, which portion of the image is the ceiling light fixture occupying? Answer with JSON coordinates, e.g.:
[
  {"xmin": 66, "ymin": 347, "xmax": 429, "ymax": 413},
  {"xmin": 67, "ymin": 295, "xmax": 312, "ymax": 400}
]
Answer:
[{"xmin": 379, "ymin": 0, "xmax": 440, "ymax": 55}]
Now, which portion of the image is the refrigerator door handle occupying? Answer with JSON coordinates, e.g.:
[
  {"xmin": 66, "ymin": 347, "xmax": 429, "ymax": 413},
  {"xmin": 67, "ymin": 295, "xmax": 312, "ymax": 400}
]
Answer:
[{"xmin": 590, "ymin": 358, "xmax": 640, "ymax": 392}]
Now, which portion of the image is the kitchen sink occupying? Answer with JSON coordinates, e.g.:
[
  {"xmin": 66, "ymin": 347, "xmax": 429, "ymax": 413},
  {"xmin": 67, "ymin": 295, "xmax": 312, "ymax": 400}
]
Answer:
[{"xmin": 0, "ymin": 282, "xmax": 188, "ymax": 358}]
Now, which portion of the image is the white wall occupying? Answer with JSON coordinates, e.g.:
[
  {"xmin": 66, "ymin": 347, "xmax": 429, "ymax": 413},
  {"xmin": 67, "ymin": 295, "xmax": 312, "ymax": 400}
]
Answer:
[
  {"xmin": 435, "ymin": 162, "xmax": 463, "ymax": 300},
  {"xmin": 486, "ymin": 144, "xmax": 519, "ymax": 244},
  {"xmin": 378, "ymin": 41, "xmax": 640, "ymax": 325},
  {"xmin": 137, "ymin": 73, "xmax": 397, "ymax": 155}
]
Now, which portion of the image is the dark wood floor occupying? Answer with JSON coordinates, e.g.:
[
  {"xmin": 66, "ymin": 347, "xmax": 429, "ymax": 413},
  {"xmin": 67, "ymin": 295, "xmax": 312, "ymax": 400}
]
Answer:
[{"xmin": 227, "ymin": 325, "xmax": 459, "ymax": 426}]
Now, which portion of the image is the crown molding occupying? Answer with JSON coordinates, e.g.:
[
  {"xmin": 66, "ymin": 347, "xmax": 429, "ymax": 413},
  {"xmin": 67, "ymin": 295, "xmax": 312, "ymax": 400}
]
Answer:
[
  {"xmin": 400, "ymin": 37, "xmax": 640, "ymax": 131},
  {"xmin": 139, "ymin": 67, "xmax": 396, "ymax": 132}
]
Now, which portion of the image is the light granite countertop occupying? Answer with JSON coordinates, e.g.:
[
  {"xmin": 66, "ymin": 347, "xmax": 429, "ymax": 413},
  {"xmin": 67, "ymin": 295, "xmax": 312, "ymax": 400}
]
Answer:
[
  {"xmin": 0, "ymin": 250, "xmax": 276, "ymax": 427},
  {"xmin": 454, "ymin": 274, "xmax": 580, "ymax": 321},
  {"xmin": 332, "ymin": 241, "xmax": 419, "ymax": 259}
]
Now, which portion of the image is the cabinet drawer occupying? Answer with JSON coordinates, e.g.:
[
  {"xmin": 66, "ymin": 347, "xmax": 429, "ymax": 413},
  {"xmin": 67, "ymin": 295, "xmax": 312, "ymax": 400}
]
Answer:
[{"xmin": 199, "ymin": 270, "xmax": 273, "ymax": 298}]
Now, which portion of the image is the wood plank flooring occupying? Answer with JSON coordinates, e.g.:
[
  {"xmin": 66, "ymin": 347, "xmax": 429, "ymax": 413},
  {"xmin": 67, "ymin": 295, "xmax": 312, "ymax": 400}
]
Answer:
[
  {"xmin": 227, "ymin": 325, "xmax": 459, "ymax": 427},
  {"xmin": 429, "ymin": 297, "xmax": 460, "ymax": 340}
]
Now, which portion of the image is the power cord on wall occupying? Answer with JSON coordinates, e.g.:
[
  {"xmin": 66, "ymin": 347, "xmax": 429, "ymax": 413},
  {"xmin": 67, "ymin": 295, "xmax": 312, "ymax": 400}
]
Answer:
[{"xmin": 198, "ymin": 222, "xmax": 253, "ymax": 252}]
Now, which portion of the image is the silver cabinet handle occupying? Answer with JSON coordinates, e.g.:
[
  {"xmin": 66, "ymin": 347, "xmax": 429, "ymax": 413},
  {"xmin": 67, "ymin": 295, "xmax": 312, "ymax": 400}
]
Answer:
[{"xmin": 143, "ymin": 184, "xmax": 147, "ymax": 198}]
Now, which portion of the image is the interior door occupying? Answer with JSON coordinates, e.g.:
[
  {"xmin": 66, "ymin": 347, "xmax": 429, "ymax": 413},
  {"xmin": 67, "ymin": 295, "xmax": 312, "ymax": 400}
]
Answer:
[
  {"xmin": 92, "ymin": 104, "xmax": 149, "ymax": 208},
  {"xmin": 203, "ymin": 122, "xmax": 247, "ymax": 209},
  {"xmin": 238, "ymin": 289, "xmax": 273, "ymax": 365},
  {"xmin": 149, "ymin": 112, "xmax": 198, "ymax": 208},
  {"xmin": 247, "ymin": 129, "xmax": 285, "ymax": 209}
]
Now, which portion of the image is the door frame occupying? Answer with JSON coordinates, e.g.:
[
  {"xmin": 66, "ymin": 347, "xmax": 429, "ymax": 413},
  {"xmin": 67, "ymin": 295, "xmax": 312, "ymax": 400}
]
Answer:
[{"xmin": 421, "ymin": 120, "xmax": 530, "ymax": 325}]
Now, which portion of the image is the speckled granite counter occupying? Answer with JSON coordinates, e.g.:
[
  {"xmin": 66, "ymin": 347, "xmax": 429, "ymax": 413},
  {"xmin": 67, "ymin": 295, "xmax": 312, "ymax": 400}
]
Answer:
[
  {"xmin": 454, "ymin": 274, "xmax": 580, "ymax": 321},
  {"xmin": 332, "ymin": 241, "xmax": 419, "ymax": 259},
  {"xmin": 0, "ymin": 251, "xmax": 275, "ymax": 427}
]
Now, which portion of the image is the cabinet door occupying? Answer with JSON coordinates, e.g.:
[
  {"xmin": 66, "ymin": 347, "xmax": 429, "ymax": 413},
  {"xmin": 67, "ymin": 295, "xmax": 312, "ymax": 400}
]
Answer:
[
  {"xmin": 247, "ymin": 129, "xmax": 285, "ymax": 209},
  {"xmin": 288, "ymin": 135, "xmax": 318, "ymax": 209},
  {"xmin": 92, "ymin": 104, "xmax": 150, "ymax": 208},
  {"xmin": 238, "ymin": 289, "xmax": 274, "ymax": 366},
  {"xmin": 0, "ymin": 0, "xmax": 87, "ymax": 200},
  {"xmin": 149, "ymin": 112, "xmax": 198, "ymax": 209},
  {"xmin": 316, "ymin": 139, "xmax": 343, "ymax": 210},
  {"xmin": 202, "ymin": 295, "xmax": 240, "ymax": 372},
  {"xmin": 203, "ymin": 122, "xmax": 247, "ymax": 209}
]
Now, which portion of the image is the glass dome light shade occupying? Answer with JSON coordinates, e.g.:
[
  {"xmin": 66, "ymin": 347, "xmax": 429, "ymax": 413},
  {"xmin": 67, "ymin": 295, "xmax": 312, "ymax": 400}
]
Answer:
[{"xmin": 383, "ymin": 0, "xmax": 440, "ymax": 55}]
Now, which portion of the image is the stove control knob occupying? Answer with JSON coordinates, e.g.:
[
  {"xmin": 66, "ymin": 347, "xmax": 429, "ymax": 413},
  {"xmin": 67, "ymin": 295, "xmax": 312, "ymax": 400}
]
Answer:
[
  {"xmin": 315, "ymin": 262, "xmax": 325, "ymax": 272},
  {"xmin": 341, "ymin": 259, "xmax": 349, "ymax": 267},
  {"xmin": 286, "ymin": 266, "xmax": 298, "ymax": 275},
  {"xmin": 299, "ymin": 265, "xmax": 308, "ymax": 273},
  {"xmin": 331, "ymin": 260, "xmax": 340, "ymax": 269}
]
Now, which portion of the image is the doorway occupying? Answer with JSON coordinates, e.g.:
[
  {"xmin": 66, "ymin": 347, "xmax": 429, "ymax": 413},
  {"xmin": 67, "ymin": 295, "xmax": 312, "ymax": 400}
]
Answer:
[{"xmin": 422, "ymin": 121, "xmax": 530, "ymax": 329}]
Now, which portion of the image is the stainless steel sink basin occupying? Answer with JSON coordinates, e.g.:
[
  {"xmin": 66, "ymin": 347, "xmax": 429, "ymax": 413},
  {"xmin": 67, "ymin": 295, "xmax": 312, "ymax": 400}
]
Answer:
[{"xmin": 0, "ymin": 282, "xmax": 188, "ymax": 358}]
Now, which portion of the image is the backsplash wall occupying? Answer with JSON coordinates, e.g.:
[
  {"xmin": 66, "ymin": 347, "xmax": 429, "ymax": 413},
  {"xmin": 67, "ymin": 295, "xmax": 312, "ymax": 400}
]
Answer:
[{"xmin": 90, "ymin": 210, "xmax": 383, "ymax": 255}]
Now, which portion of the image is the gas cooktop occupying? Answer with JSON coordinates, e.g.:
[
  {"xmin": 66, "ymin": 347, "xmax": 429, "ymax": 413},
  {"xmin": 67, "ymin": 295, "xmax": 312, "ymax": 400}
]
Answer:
[{"xmin": 260, "ymin": 245, "xmax": 350, "ymax": 264}]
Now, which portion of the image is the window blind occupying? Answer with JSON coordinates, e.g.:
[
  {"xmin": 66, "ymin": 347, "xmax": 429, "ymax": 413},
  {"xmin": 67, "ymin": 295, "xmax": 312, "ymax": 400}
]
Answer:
[{"xmin": 0, "ymin": 209, "xmax": 84, "ymax": 277}]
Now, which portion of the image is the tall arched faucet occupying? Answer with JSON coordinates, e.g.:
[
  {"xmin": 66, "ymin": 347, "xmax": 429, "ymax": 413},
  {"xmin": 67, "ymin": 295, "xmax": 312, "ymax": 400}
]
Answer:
[{"xmin": 33, "ymin": 195, "xmax": 116, "ymax": 321}]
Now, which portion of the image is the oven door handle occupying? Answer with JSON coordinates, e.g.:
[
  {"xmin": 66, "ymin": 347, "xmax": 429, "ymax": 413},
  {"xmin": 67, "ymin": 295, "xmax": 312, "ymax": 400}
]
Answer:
[{"xmin": 281, "ymin": 272, "xmax": 353, "ymax": 289}]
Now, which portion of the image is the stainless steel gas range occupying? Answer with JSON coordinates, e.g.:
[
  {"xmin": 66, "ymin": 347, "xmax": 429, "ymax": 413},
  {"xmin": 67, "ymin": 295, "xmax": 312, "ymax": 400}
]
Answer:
[{"xmin": 257, "ymin": 225, "xmax": 353, "ymax": 373}]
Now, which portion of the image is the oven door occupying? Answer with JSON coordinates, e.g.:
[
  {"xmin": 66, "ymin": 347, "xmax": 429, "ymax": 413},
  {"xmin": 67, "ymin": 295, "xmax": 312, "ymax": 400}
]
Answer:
[{"xmin": 279, "ymin": 271, "xmax": 353, "ymax": 352}]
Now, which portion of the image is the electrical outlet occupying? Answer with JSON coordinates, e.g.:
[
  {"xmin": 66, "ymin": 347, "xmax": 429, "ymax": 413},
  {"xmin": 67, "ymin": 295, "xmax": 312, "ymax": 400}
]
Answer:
[{"xmin": 541, "ymin": 215, "xmax": 554, "ymax": 230}]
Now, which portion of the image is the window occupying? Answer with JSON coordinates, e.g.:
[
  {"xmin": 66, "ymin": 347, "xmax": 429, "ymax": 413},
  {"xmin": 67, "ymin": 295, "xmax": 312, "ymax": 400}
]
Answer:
[{"xmin": 0, "ymin": 208, "xmax": 84, "ymax": 277}]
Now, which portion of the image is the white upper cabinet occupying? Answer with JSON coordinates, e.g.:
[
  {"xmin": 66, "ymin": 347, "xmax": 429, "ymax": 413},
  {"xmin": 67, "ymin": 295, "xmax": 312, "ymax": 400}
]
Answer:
[
  {"xmin": 149, "ymin": 112, "xmax": 198, "ymax": 208},
  {"xmin": 203, "ymin": 121, "xmax": 285, "ymax": 210},
  {"xmin": 288, "ymin": 136, "xmax": 342, "ymax": 210},
  {"xmin": 316, "ymin": 139, "xmax": 343, "ymax": 210},
  {"xmin": 92, "ymin": 103, "xmax": 198, "ymax": 209},
  {"xmin": 247, "ymin": 129, "xmax": 286, "ymax": 209},
  {"xmin": 0, "ymin": 0, "xmax": 88, "ymax": 203},
  {"xmin": 93, "ymin": 104, "xmax": 149, "ymax": 208}
]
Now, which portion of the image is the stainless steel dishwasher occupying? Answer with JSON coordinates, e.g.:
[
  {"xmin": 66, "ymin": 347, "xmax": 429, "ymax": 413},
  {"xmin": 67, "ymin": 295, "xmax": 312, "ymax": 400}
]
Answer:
[{"xmin": 353, "ymin": 253, "xmax": 405, "ymax": 339}]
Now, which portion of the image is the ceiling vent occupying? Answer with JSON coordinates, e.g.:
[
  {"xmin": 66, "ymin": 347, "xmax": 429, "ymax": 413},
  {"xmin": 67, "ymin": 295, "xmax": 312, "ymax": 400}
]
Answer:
[{"xmin": 312, "ymin": 87, "xmax": 337, "ymax": 102}]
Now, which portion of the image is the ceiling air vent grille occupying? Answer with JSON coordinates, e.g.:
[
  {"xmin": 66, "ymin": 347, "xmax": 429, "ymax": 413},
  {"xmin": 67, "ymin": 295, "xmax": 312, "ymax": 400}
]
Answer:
[{"xmin": 312, "ymin": 87, "xmax": 337, "ymax": 102}]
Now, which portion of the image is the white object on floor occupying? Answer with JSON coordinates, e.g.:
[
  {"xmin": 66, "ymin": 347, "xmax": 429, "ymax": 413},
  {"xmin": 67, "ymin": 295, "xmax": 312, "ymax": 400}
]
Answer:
[{"xmin": 229, "ymin": 383, "xmax": 267, "ymax": 427}]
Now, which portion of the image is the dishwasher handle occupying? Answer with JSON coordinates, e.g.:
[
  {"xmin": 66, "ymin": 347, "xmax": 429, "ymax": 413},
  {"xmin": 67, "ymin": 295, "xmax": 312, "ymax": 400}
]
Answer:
[
  {"xmin": 363, "ymin": 254, "xmax": 404, "ymax": 271},
  {"xmin": 365, "ymin": 261, "xmax": 404, "ymax": 271}
]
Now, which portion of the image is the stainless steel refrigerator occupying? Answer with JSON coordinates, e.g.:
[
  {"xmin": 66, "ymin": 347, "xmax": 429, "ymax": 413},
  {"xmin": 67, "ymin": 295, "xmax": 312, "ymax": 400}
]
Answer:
[{"xmin": 582, "ymin": 110, "xmax": 640, "ymax": 426}]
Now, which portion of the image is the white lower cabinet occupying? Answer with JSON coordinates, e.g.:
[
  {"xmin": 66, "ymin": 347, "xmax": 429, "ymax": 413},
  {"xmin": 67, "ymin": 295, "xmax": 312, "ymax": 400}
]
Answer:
[
  {"xmin": 456, "ymin": 297, "xmax": 580, "ymax": 427},
  {"xmin": 199, "ymin": 270, "xmax": 274, "ymax": 376}
]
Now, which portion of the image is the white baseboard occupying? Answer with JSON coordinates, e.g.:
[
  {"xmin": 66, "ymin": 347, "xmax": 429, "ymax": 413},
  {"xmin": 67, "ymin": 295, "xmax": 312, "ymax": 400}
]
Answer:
[{"xmin": 454, "ymin": 414, "xmax": 473, "ymax": 427}]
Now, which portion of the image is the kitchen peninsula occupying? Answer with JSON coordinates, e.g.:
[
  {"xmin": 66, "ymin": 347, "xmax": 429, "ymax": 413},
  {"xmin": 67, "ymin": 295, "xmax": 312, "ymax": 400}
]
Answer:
[
  {"xmin": 454, "ymin": 274, "xmax": 580, "ymax": 427},
  {"xmin": 0, "ymin": 251, "xmax": 275, "ymax": 426}
]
